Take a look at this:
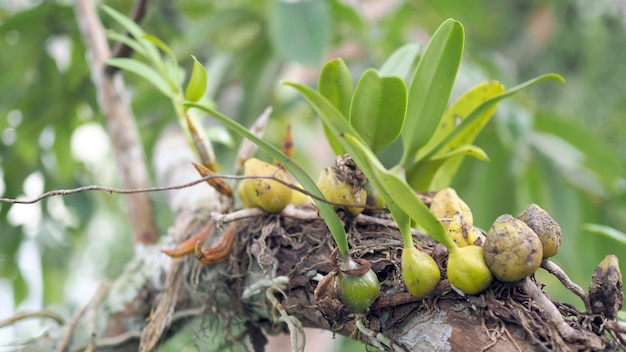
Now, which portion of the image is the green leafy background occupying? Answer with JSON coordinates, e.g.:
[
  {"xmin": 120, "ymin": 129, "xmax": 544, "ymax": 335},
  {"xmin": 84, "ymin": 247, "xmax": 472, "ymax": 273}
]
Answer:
[{"xmin": 1, "ymin": 0, "xmax": 625, "ymax": 349}]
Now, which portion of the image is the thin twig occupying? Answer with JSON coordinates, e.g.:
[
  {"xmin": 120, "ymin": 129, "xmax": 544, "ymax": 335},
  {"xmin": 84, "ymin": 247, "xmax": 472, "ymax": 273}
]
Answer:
[
  {"xmin": 519, "ymin": 277, "xmax": 579, "ymax": 343},
  {"xmin": 73, "ymin": 330, "xmax": 142, "ymax": 352},
  {"xmin": 211, "ymin": 208, "xmax": 265, "ymax": 225},
  {"xmin": 56, "ymin": 301, "xmax": 91, "ymax": 352},
  {"xmin": 281, "ymin": 204, "xmax": 322, "ymax": 220},
  {"xmin": 0, "ymin": 310, "xmax": 65, "ymax": 329},
  {"xmin": 0, "ymin": 176, "xmax": 218, "ymax": 204},
  {"xmin": 170, "ymin": 305, "xmax": 207, "ymax": 322},
  {"xmin": 266, "ymin": 278, "xmax": 305, "ymax": 352},
  {"xmin": 605, "ymin": 319, "xmax": 626, "ymax": 333},
  {"xmin": 87, "ymin": 283, "xmax": 111, "ymax": 352},
  {"xmin": 69, "ymin": 305, "xmax": 206, "ymax": 352},
  {"xmin": 97, "ymin": 330, "xmax": 143, "ymax": 348},
  {"xmin": 0, "ymin": 174, "xmax": 386, "ymax": 212},
  {"xmin": 541, "ymin": 259, "xmax": 592, "ymax": 312}
]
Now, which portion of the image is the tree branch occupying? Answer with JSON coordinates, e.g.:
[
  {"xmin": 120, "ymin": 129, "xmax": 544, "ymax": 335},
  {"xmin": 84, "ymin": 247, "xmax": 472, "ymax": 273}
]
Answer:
[
  {"xmin": 74, "ymin": 0, "xmax": 157, "ymax": 245},
  {"xmin": 15, "ymin": 132, "xmax": 624, "ymax": 352}
]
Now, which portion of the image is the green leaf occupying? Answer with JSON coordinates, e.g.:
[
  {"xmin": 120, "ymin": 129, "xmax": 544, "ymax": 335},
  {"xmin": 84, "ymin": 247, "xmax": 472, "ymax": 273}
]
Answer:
[
  {"xmin": 140, "ymin": 34, "xmax": 177, "ymax": 86},
  {"xmin": 406, "ymin": 81, "xmax": 504, "ymax": 190},
  {"xmin": 583, "ymin": 224, "xmax": 626, "ymax": 245},
  {"xmin": 419, "ymin": 81, "xmax": 505, "ymax": 158},
  {"xmin": 269, "ymin": 0, "xmax": 332, "ymax": 65},
  {"xmin": 350, "ymin": 69, "xmax": 407, "ymax": 153},
  {"xmin": 285, "ymin": 81, "xmax": 455, "ymax": 250},
  {"xmin": 101, "ymin": 5, "xmax": 162, "ymax": 70},
  {"xmin": 319, "ymin": 59, "xmax": 353, "ymax": 117},
  {"xmin": 406, "ymin": 144, "xmax": 489, "ymax": 191},
  {"xmin": 318, "ymin": 58, "xmax": 353, "ymax": 155},
  {"xmin": 105, "ymin": 30, "xmax": 148, "ymax": 58},
  {"xmin": 141, "ymin": 34, "xmax": 178, "ymax": 66},
  {"xmin": 419, "ymin": 73, "xmax": 565, "ymax": 163},
  {"xmin": 379, "ymin": 43, "xmax": 422, "ymax": 82},
  {"xmin": 101, "ymin": 4, "xmax": 146, "ymax": 39},
  {"xmin": 183, "ymin": 101, "xmax": 349, "ymax": 258},
  {"xmin": 400, "ymin": 19, "xmax": 464, "ymax": 167},
  {"xmin": 106, "ymin": 58, "xmax": 173, "ymax": 98},
  {"xmin": 185, "ymin": 56, "xmax": 207, "ymax": 102}
]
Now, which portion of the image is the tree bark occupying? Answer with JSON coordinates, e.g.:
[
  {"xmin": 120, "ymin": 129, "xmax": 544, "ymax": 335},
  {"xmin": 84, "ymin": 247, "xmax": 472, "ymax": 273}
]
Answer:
[
  {"xmin": 19, "ymin": 131, "xmax": 625, "ymax": 352},
  {"xmin": 74, "ymin": 0, "xmax": 157, "ymax": 246}
]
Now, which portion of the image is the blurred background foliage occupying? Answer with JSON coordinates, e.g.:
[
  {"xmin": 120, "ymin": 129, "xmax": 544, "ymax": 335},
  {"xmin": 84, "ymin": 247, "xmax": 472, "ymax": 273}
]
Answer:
[{"xmin": 1, "ymin": 0, "xmax": 625, "ymax": 348}]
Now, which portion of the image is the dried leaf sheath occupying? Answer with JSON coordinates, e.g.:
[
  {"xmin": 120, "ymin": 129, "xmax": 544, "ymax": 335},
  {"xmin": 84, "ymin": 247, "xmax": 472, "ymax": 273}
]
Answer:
[
  {"xmin": 162, "ymin": 221, "xmax": 215, "ymax": 258},
  {"xmin": 195, "ymin": 223, "xmax": 237, "ymax": 265},
  {"xmin": 191, "ymin": 161, "xmax": 233, "ymax": 196}
]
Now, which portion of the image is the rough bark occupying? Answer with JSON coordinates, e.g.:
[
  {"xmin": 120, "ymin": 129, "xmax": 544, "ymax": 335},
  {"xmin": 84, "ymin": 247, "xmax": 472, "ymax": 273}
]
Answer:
[{"xmin": 17, "ymin": 132, "xmax": 625, "ymax": 352}]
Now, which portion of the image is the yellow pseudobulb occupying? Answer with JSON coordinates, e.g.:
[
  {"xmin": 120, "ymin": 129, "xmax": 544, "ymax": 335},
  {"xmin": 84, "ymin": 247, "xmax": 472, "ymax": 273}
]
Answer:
[
  {"xmin": 238, "ymin": 158, "xmax": 292, "ymax": 213},
  {"xmin": 317, "ymin": 166, "xmax": 366, "ymax": 215}
]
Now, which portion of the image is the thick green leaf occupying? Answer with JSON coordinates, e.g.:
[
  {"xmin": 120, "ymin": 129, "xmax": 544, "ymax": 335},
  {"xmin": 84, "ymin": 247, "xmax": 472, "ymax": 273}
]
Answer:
[
  {"xmin": 400, "ymin": 19, "xmax": 464, "ymax": 166},
  {"xmin": 379, "ymin": 43, "xmax": 422, "ymax": 82},
  {"xmin": 318, "ymin": 59, "xmax": 353, "ymax": 117},
  {"xmin": 106, "ymin": 58, "xmax": 173, "ymax": 97},
  {"xmin": 183, "ymin": 101, "xmax": 349, "ymax": 257},
  {"xmin": 350, "ymin": 69, "xmax": 406, "ymax": 153},
  {"xmin": 269, "ymin": 0, "xmax": 331, "ymax": 65},
  {"xmin": 418, "ymin": 81, "xmax": 504, "ymax": 159},
  {"xmin": 406, "ymin": 144, "xmax": 489, "ymax": 191},
  {"xmin": 419, "ymin": 74, "xmax": 565, "ymax": 162},
  {"xmin": 318, "ymin": 58, "xmax": 353, "ymax": 155},
  {"xmin": 185, "ymin": 56, "xmax": 207, "ymax": 102},
  {"xmin": 285, "ymin": 81, "xmax": 455, "ymax": 250},
  {"xmin": 407, "ymin": 81, "xmax": 504, "ymax": 190}
]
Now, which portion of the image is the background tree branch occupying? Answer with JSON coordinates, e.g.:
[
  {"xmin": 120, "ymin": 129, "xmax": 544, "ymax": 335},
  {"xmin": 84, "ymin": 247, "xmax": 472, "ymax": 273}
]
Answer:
[{"xmin": 74, "ymin": 0, "xmax": 157, "ymax": 245}]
